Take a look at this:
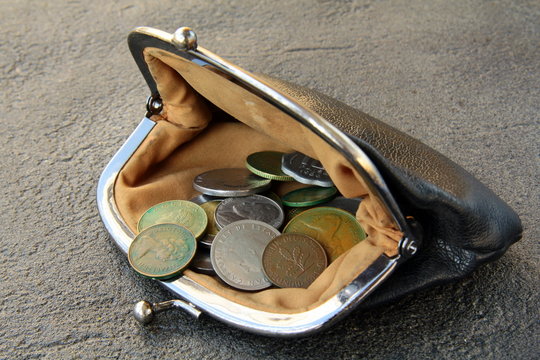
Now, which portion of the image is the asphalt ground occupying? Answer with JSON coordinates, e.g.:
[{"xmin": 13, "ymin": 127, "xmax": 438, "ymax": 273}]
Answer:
[{"xmin": 0, "ymin": 1, "xmax": 538, "ymax": 359}]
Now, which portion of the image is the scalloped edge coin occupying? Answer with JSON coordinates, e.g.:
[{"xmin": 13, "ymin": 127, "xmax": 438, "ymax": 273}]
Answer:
[{"xmin": 281, "ymin": 152, "xmax": 334, "ymax": 187}]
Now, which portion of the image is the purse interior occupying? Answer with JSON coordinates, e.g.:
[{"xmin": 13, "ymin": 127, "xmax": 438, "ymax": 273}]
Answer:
[{"xmin": 114, "ymin": 48, "xmax": 403, "ymax": 314}]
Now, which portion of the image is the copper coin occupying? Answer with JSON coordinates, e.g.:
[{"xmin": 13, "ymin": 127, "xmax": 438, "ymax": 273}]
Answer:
[
  {"xmin": 283, "ymin": 207, "xmax": 366, "ymax": 261},
  {"xmin": 262, "ymin": 234, "xmax": 327, "ymax": 288}
]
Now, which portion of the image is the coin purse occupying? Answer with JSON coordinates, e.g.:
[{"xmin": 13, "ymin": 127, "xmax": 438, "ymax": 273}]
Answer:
[{"xmin": 97, "ymin": 27, "xmax": 522, "ymax": 336}]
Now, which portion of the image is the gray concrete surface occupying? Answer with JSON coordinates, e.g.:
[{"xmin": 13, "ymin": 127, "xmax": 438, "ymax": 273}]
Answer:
[{"xmin": 1, "ymin": 1, "xmax": 538, "ymax": 359}]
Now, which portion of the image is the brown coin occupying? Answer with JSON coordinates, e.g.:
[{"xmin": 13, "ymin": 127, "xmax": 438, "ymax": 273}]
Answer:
[
  {"xmin": 283, "ymin": 207, "xmax": 366, "ymax": 261},
  {"xmin": 262, "ymin": 233, "xmax": 327, "ymax": 288}
]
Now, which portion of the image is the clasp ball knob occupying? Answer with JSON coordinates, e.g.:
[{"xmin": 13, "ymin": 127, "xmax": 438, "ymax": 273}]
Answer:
[
  {"xmin": 172, "ymin": 27, "xmax": 197, "ymax": 50},
  {"xmin": 134, "ymin": 300, "xmax": 155, "ymax": 324}
]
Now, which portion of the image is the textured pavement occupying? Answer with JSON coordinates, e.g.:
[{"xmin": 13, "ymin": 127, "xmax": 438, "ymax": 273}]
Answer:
[{"xmin": 0, "ymin": 1, "xmax": 538, "ymax": 359}]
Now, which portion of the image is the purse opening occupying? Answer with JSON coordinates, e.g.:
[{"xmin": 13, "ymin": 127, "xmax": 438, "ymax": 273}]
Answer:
[{"xmin": 113, "ymin": 47, "xmax": 402, "ymax": 314}]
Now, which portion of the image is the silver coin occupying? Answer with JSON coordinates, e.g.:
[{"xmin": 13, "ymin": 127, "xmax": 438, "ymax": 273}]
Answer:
[
  {"xmin": 210, "ymin": 220, "xmax": 280, "ymax": 290},
  {"xmin": 323, "ymin": 196, "xmax": 363, "ymax": 215},
  {"xmin": 214, "ymin": 194, "xmax": 284, "ymax": 230},
  {"xmin": 193, "ymin": 168, "xmax": 271, "ymax": 197},
  {"xmin": 281, "ymin": 152, "xmax": 334, "ymax": 187},
  {"xmin": 190, "ymin": 249, "xmax": 216, "ymax": 276}
]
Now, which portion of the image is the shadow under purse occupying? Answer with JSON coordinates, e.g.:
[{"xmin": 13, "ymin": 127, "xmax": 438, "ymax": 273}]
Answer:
[{"xmin": 97, "ymin": 27, "xmax": 522, "ymax": 336}]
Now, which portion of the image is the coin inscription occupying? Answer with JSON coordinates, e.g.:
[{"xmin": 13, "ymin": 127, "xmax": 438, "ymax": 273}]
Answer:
[
  {"xmin": 137, "ymin": 200, "xmax": 208, "ymax": 239},
  {"xmin": 210, "ymin": 220, "xmax": 280, "ymax": 291},
  {"xmin": 214, "ymin": 194, "xmax": 284, "ymax": 230},
  {"xmin": 128, "ymin": 224, "xmax": 197, "ymax": 280},
  {"xmin": 262, "ymin": 233, "xmax": 327, "ymax": 288},
  {"xmin": 283, "ymin": 207, "xmax": 366, "ymax": 261}
]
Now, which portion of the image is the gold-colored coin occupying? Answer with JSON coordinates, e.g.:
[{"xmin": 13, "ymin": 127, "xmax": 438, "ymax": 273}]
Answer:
[
  {"xmin": 283, "ymin": 207, "xmax": 366, "ymax": 261},
  {"xmin": 198, "ymin": 200, "xmax": 221, "ymax": 248},
  {"xmin": 199, "ymin": 200, "xmax": 220, "ymax": 237},
  {"xmin": 128, "ymin": 224, "xmax": 197, "ymax": 280},
  {"xmin": 137, "ymin": 200, "xmax": 208, "ymax": 239}
]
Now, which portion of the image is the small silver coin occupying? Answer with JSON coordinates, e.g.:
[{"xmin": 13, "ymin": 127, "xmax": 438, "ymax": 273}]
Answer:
[
  {"xmin": 193, "ymin": 168, "xmax": 271, "ymax": 197},
  {"xmin": 323, "ymin": 196, "xmax": 363, "ymax": 215},
  {"xmin": 211, "ymin": 220, "xmax": 280, "ymax": 291},
  {"xmin": 190, "ymin": 249, "xmax": 216, "ymax": 276},
  {"xmin": 281, "ymin": 152, "xmax": 334, "ymax": 187},
  {"xmin": 214, "ymin": 194, "xmax": 284, "ymax": 230}
]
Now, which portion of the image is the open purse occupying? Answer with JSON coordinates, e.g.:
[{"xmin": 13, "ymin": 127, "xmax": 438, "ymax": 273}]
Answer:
[{"xmin": 97, "ymin": 27, "xmax": 522, "ymax": 336}]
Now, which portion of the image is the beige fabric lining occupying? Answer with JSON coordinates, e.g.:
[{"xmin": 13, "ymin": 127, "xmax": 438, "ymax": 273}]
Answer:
[{"xmin": 114, "ymin": 48, "xmax": 402, "ymax": 314}]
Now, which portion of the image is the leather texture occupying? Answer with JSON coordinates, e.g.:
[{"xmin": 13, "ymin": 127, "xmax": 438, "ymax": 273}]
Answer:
[{"xmin": 257, "ymin": 74, "xmax": 523, "ymax": 309}]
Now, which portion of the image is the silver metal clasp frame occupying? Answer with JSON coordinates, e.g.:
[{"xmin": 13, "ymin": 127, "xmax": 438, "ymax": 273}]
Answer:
[{"xmin": 97, "ymin": 26, "xmax": 419, "ymax": 336}]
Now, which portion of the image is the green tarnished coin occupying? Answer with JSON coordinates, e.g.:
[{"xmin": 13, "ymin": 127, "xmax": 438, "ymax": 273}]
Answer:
[
  {"xmin": 281, "ymin": 186, "xmax": 337, "ymax": 207},
  {"xmin": 137, "ymin": 200, "xmax": 208, "ymax": 239},
  {"xmin": 283, "ymin": 207, "xmax": 366, "ymax": 261},
  {"xmin": 128, "ymin": 224, "xmax": 197, "ymax": 280},
  {"xmin": 246, "ymin": 151, "xmax": 295, "ymax": 181}
]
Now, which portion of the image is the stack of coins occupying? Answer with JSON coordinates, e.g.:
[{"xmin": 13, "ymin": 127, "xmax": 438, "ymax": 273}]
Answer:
[{"xmin": 127, "ymin": 150, "xmax": 367, "ymax": 290}]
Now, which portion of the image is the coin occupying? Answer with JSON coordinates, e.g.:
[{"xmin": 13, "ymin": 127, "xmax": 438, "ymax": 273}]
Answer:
[
  {"xmin": 262, "ymin": 233, "xmax": 327, "ymax": 288},
  {"xmin": 128, "ymin": 224, "xmax": 197, "ymax": 280},
  {"xmin": 190, "ymin": 249, "xmax": 216, "ymax": 276},
  {"xmin": 281, "ymin": 152, "xmax": 334, "ymax": 187},
  {"xmin": 283, "ymin": 207, "xmax": 366, "ymax": 261},
  {"xmin": 215, "ymin": 194, "xmax": 284, "ymax": 230},
  {"xmin": 137, "ymin": 200, "xmax": 208, "ymax": 239},
  {"xmin": 264, "ymin": 191, "xmax": 283, "ymax": 208},
  {"xmin": 246, "ymin": 151, "xmax": 295, "ymax": 181},
  {"xmin": 197, "ymin": 200, "xmax": 221, "ymax": 248},
  {"xmin": 193, "ymin": 168, "xmax": 271, "ymax": 197},
  {"xmin": 210, "ymin": 220, "xmax": 280, "ymax": 291},
  {"xmin": 285, "ymin": 206, "xmax": 313, "ymax": 223},
  {"xmin": 281, "ymin": 186, "xmax": 337, "ymax": 207},
  {"xmin": 190, "ymin": 194, "xmax": 223, "ymax": 205},
  {"xmin": 323, "ymin": 196, "xmax": 362, "ymax": 215}
]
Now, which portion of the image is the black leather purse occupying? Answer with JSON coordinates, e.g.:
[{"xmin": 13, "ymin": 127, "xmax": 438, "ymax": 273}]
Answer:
[{"xmin": 97, "ymin": 26, "xmax": 522, "ymax": 336}]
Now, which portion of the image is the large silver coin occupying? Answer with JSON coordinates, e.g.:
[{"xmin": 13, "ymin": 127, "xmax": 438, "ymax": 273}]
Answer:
[
  {"xmin": 210, "ymin": 220, "xmax": 280, "ymax": 291},
  {"xmin": 214, "ymin": 194, "xmax": 284, "ymax": 230},
  {"xmin": 193, "ymin": 168, "xmax": 271, "ymax": 197},
  {"xmin": 323, "ymin": 196, "xmax": 363, "ymax": 215},
  {"xmin": 281, "ymin": 152, "xmax": 334, "ymax": 187}
]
